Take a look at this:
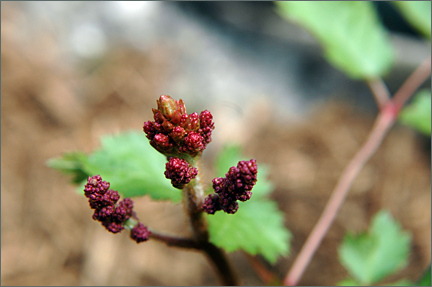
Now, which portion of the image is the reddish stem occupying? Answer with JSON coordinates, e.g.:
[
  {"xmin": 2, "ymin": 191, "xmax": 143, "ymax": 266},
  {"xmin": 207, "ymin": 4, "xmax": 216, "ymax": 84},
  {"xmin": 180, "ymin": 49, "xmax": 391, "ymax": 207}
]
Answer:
[
  {"xmin": 367, "ymin": 78, "xmax": 391, "ymax": 109},
  {"xmin": 149, "ymin": 230, "xmax": 201, "ymax": 249},
  {"xmin": 245, "ymin": 253, "xmax": 280, "ymax": 285},
  {"xmin": 283, "ymin": 55, "xmax": 431, "ymax": 286},
  {"xmin": 393, "ymin": 55, "xmax": 431, "ymax": 111}
]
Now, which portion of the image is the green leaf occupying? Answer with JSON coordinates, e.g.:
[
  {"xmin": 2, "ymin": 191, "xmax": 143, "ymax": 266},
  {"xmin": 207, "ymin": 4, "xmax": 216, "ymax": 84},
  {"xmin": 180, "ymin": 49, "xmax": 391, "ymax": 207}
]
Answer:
[
  {"xmin": 392, "ymin": 1, "xmax": 431, "ymax": 38},
  {"xmin": 207, "ymin": 199, "xmax": 291, "ymax": 264},
  {"xmin": 417, "ymin": 265, "xmax": 431, "ymax": 286},
  {"xmin": 46, "ymin": 151, "xmax": 90, "ymax": 184},
  {"xmin": 82, "ymin": 131, "xmax": 181, "ymax": 202},
  {"xmin": 207, "ymin": 145, "xmax": 291, "ymax": 263},
  {"xmin": 47, "ymin": 130, "xmax": 180, "ymax": 202},
  {"xmin": 275, "ymin": 1, "xmax": 395, "ymax": 79},
  {"xmin": 215, "ymin": 144, "xmax": 243, "ymax": 178},
  {"xmin": 399, "ymin": 89, "xmax": 431, "ymax": 136},
  {"xmin": 337, "ymin": 278, "xmax": 361, "ymax": 286},
  {"xmin": 338, "ymin": 210, "xmax": 412, "ymax": 285}
]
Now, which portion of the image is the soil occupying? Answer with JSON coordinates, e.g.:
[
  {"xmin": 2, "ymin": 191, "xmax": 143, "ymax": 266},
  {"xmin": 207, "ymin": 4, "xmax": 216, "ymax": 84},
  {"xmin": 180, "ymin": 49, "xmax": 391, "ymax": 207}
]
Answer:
[{"xmin": 2, "ymin": 3, "xmax": 430, "ymax": 286}]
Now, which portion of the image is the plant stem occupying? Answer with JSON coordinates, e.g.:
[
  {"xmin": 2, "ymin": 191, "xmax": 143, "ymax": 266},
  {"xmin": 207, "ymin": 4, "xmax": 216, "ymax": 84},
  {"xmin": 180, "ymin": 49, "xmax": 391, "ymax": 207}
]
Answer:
[
  {"xmin": 201, "ymin": 241, "xmax": 239, "ymax": 286},
  {"xmin": 283, "ymin": 55, "xmax": 431, "ymax": 286},
  {"xmin": 393, "ymin": 55, "xmax": 431, "ymax": 111},
  {"xmin": 149, "ymin": 229, "xmax": 201, "ymax": 249},
  {"xmin": 184, "ymin": 177, "xmax": 239, "ymax": 285},
  {"xmin": 284, "ymin": 105, "xmax": 395, "ymax": 286},
  {"xmin": 367, "ymin": 78, "xmax": 391, "ymax": 109},
  {"xmin": 244, "ymin": 253, "xmax": 280, "ymax": 285}
]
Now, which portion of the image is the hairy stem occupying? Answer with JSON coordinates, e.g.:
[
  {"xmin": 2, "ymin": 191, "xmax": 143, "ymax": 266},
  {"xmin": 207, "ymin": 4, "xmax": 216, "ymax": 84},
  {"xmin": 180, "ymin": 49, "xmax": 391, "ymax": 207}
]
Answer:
[{"xmin": 283, "ymin": 55, "xmax": 431, "ymax": 286}]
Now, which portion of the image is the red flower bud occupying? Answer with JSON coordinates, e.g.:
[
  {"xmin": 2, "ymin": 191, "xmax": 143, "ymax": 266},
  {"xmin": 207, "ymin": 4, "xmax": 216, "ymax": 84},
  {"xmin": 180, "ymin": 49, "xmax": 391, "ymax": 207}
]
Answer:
[
  {"xmin": 130, "ymin": 222, "xmax": 151, "ymax": 243},
  {"xmin": 143, "ymin": 121, "xmax": 157, "ymax": 140},
  {"xmin": 185, "ymin": 112, "xmax": 200, "ymax": 132},
  {"xmin": 199, "ymin": 110, "xmax": 215, "ymax": 145},
  {"xmin": 151, "ymin": 133, "xmax": 173, "ymax": 152},
  {"xmin": 164, "ymin": 157, "xmax": 198, "ymax": 189},
  {"xmin": 179, "ymin": 132, "xmax": 204, "ymax": 155},
  {"xmin": 144, "ymin": 95, "xmax": 215, "ymax": 157},
  {"xmin": 170, "ymin": 126, "xmax": 186, "ymax": 142},
  {"xmin": 83, "ymin": 175, "xmax": 150, "ymax": 243},
  {"xmin": 202, "ymin": 159, "xmax": 257, "ymax": 215},
  {"xmin": 157, "ymin": 95, "xmax": 187, "ymax": 121}
]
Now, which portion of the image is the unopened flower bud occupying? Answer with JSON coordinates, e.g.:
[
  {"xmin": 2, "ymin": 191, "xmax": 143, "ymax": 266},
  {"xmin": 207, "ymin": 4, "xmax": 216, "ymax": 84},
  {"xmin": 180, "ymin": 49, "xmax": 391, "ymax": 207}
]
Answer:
[
  {"xmin": 157, "ymin": 95, "xmax": 186, "ymax": 121},
  {"xmin": 164, "ymin": 157, "xmax": 198, "ymax": 189},
  {"xmin": 185, "ymin": 112, "xmax": 200, "ymax": 132},
  {"xmin": 130, "ymin": 222, "xmax": 151, "ymax": 243},
  {"xmin": 199, "ymin": 110, "xmax": 215, "ymax": 145},
  {"xmin": 152, "ymin": 133, "xmax": 173, "ymax": 152},
  {"xmin": 143, "ymin": 121, "xmax": 157, "ymax": 140},
  {"xmin": 202, "ymin": 159, "xmax": 257, "ymax": 215},
  {"xmin": 212, "ymin": 177, "xmax": 226, "ymax": 193},
  {"xmin": 144, "ymin": 95, "xmax": 215, "ymax": 157},
  {"xmin": 179, "ymin": 132, "xmax": 204, "ymax": 155},
  {"xmin": 102, "ymin": 221, "xmax": 124, "ymax": 234},
  {"xmin": 170, "ymin": 126, "xmax": 186, "ymax": 142},
  {"xmin": 219, "ymin": 192, "xmax": 239, "ymax": 214},
  {"xmin": 202, "ymin": 193, "xmax": 222, "ymax": 214},
  {"xmin": 83, "ymin": 175, "xmax": 150, "ymax": 243}
]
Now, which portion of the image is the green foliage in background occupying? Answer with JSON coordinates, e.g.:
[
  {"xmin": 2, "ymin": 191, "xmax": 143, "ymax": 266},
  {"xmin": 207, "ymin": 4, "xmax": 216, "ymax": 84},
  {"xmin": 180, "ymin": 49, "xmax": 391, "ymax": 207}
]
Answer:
[
  {"xmin": 47, "ymin": 151, "xmax": 90, "ymax": 184},
  {"xmin": 206, "ymin": 145, "xmax": 292, "ymax": 264},
  {"xmin": 417, "ymin": 265, "xmax": 431, "ymax": 286},
  {"xmin": 399, "ymin": 89, "xmax": 431, "ymax": 136},
  {"xmin": 47, "ymin": 130, "xmax": 181, "ymax": 202},
  {"xmin": 392, "ymin": 1, "xmax": 431, "ymax": 38},
  {"xmin": 338, "ymin": 210, "xmax": 412, "ymax": 286},
  {"xmin": 275, "ymin": 1, "xmax": 395, "ymax": 79}
]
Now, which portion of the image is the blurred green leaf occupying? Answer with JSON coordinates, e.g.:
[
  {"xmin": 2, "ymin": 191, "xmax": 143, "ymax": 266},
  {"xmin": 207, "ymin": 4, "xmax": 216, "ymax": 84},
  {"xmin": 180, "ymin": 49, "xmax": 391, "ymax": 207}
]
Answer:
[
  {"xmin": 46, "ymin": 151, "xmax": 90, "ymax": 184},
  {"xmin": 275, "ymin": 1, "xmax": 395, "ymax": 79},
  {"xmin": 417, "ymin": 265, "xmax": 431, "ymax": 286},
  {"xmin": 82, "ymin": 131, "xmax": 180, "ymax": 201},
  {"xmin": 215, "ymin": 144, "xmax": 243, "ymax": 178},
  {"xmin": 337, "ymin": 278, "xmax": 360, "ymax": 286},
  {"xmin": 399, "ymin": 89, "xmax": 431, "ymax": 136},
  {"xmin": 393, "ymin": 1, "xmax": 431, "ymax": 38},
  {"xmin": 337, "ymin": 277, "xmax": 412, "ymax": 286},
  {"xmin": 48, "ymin": 130, "xmax": 180, "ymax": 202},
  {"xmin": 207, "ymin": 145, "xmax": 291, "ymax": 263},
  {"xmin": 338, "ymin": 210, "xmax": 411, "ymax": 285}
]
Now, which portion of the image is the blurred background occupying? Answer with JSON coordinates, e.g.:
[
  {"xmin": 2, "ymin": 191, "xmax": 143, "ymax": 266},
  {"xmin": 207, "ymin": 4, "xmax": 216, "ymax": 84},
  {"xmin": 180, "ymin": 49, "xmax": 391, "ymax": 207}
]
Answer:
[{"xmin": 1, "ymin": 1, "xmax": 430, "ymax": 285}]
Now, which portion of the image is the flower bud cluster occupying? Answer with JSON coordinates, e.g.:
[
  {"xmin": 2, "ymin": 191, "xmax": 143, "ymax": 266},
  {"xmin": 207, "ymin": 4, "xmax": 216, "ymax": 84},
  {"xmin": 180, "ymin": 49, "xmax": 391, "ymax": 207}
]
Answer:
[
  {"xmin": 203, "ymin": 159, "xmax": 258, "ymax": 214},
  {"xmin": 143, "ymin": 95, "xmax": 214, "ymax": 157},
  {"xmin": 164, "ymin": 157, "xmax": 198, "ymax": 189},
  {"xmin": 84, "ymin": 175, "xmax": 150, "ymax": 243}
]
